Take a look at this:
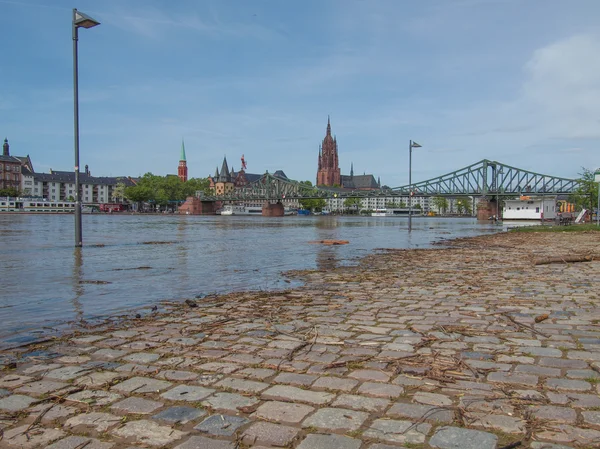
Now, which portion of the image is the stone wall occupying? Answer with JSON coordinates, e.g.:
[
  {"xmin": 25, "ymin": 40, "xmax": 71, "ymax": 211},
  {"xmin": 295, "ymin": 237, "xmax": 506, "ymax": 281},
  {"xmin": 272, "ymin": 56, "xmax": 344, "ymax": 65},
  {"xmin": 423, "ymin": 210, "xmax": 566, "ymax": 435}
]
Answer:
[
  {"xmin": 178, "ymin": 197, "xmax": 217, "ymax": 215},
  {"xmin": 262, "ymin": 201, "xmax": 284, "ymax": 217}
]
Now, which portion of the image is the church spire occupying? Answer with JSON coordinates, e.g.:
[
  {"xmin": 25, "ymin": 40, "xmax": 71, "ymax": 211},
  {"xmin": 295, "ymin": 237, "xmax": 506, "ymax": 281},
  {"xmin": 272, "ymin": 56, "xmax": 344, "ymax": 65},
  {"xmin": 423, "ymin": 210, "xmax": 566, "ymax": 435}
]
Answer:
[
  {"xmin": 326, "ymin": 115, "xmax": 331, "ymax": 136},
  {"xmin": 350, "ymin": 162, "xmax": 354, "ymax": 178},
  {"xmin": 178, "ymin": 139, "xmax": 188, "ymax": 182},
  {"xmin": 180, "ymin": 139, "xmax": 186, "ymax": 161}
]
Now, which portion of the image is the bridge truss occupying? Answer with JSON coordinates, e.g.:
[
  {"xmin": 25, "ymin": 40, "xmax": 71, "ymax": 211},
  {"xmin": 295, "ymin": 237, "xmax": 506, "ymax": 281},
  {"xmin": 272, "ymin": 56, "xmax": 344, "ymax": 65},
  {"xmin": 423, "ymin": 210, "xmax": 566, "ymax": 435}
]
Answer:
[
  {"xmin": 198, "ymin": 160, "xmax": 581, "ymax": 201},
  {"xmin": 390, "ymin": 160, "xmax": 580, "ymax": 197}
]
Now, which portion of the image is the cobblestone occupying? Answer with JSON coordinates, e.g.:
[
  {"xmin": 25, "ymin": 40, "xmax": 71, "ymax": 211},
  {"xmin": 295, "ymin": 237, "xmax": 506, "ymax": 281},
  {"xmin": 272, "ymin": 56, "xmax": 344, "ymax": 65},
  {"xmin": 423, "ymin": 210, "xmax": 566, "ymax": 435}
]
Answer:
[
  {"xmin": 194, "ymin": 414, "xmax": 249, "ymax": 436},
  {"xmin": 297, "ymin": 434, "xmax": 362, "ymax": 449},
  {"xmin": 302, "ymin": 407, "xmax": 368, "ymax": 432},
  {"xmin": 241, "ymin": 421, "xmax": 300, "ymax": 447},
  {"xmin": 111, "ymin": 419, "xmax": 187, "ymax": 446},
  {"xmin": 252, "ymin": 400, "xmax": 314, "ymax": 423},
  {"xmin": 111, "ymin": 396, "xmax": 163, "ymax": 414},
  {"xmin": 0, "ymin": 394, "xmax": 36, "ymax": 411},
  {"xmin": 1, "ymin": 232, "xmax": 600, "ymax": 449},
  {"xmin": 429, "ymin": 426, "xmax": 498, "ymax": 449},
  {"xmin": 153, "ymin": 405, "xmax": 206, "ymax": 424},
  {"xmin": 364, "ymin": 418, "xmax": 431, "ymax": 444}
]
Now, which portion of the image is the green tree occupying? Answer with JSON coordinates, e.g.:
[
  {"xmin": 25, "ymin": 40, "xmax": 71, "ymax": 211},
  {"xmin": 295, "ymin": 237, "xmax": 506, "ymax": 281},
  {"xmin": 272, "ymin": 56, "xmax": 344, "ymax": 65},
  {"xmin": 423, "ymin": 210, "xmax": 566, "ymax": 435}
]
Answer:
[
  {"xmin": 298, "ymin": 181, "xmax": 326, "ymax": 211},
  {"xmin": 299, "ymin": 198, "xmax": 326, "ymax": 212},
  {"xmin": 431, "ymin": 197, "xmax": 449, "ymax": 214},
  {"xmin": 184, "ymin": 178, "xmax": 211, "ymax": 197},
  {"xmin": 112, "ymin": 182, "xmax": 127, "ymax": 203},
  {"xmin": 569, "ymin": 167, "xmax": 598, "ymax": 212},
  {"xmin": 455, "ymin": 198, "xmax": 472, "ymax": 215},
  {"xmin": 344, "ymin": 197, "xmax": 362, "ymax": 214},
  {"xmin": 0, "ymin": 187, "xmax": 19, "ymax": 197},
  {"xmin": 413, "ymin": 203, "xmax": 422, "ymax": 211}
]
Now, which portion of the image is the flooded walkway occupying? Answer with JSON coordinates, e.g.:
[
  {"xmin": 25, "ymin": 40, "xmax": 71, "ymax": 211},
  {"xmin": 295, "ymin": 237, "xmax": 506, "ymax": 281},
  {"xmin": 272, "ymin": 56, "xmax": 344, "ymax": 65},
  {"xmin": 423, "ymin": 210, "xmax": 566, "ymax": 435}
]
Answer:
[{"xmin": 1, "ymin": 231, "xmax": 599, "ymax": 448}]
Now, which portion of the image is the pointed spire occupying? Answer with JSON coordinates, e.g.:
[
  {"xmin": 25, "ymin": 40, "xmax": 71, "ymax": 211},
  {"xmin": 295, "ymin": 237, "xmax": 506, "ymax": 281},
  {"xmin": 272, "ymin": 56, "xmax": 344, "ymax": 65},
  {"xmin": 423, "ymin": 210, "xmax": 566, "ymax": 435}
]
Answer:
[
  {"xmin": 219, "ymin": 156, "xmax": 231, "ymax": 182},
  {"xmin": 180, "ymin": 139, "xmax": 186, "ymax": 161},
  {"xmin": 377, "ymin": 176, "xmax": 381, "ymax": 188},
  {"xmin": 326, "ymin": 116, "xmax": 331, "ymax": 136},
  {"xmin": 214, "ymin": 166, "xmax": 220, "ymax": 179},
  {"xmin": 350, "ymin": 162, "xmax": 354, "ymax": 178}
]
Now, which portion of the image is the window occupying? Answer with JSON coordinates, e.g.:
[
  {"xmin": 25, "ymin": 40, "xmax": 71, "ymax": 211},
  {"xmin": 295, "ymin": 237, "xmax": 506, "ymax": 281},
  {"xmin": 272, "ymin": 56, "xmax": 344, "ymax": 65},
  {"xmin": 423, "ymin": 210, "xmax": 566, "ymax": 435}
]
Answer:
[{"xmin": 536, "ymin": 207, "xmax": 539, "ymax": 213}]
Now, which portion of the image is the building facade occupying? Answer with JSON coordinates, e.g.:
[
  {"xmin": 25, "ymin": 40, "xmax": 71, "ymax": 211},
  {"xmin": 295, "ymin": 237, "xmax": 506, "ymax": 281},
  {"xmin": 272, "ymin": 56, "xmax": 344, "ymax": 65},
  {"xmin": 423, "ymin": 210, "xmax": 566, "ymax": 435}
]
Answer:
[
  {"xmin": 0, "ymin": 139, "xmax": 22, "ymax": 191},
  {"xmin": 20, "ymin": 164, "xmax": 135, "ymax": 204},
  {"xmin": 325, "ymin": 195, "xmax": 430, "ymax": 213}
]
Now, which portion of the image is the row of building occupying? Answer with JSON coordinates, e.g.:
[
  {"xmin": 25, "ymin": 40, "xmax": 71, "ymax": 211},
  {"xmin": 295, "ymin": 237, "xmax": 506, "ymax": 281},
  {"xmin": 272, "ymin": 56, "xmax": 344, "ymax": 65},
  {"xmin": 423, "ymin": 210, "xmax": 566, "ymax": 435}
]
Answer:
[{"xmin": 0, "ymin": 138, "xmax": 135, "ymax": 204}]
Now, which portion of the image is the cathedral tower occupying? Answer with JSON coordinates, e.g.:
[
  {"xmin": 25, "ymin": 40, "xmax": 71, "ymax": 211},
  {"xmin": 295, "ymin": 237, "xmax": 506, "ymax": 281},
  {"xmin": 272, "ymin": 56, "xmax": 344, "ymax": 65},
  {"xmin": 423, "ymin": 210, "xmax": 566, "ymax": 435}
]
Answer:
[
  {"xmin": 316, "ymin": 116, "xmax": 341, "ymax": 186},
  {"xmin": 178, "ymin": 139, "xmax": 188, "ymax": 182}
]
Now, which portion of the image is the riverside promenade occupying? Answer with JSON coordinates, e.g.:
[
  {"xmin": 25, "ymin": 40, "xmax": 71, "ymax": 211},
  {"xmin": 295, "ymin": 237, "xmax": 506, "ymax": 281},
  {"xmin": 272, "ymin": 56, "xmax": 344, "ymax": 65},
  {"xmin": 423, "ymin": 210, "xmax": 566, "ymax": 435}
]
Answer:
[{"xmin": 1, "ymin": 231, "xmax": 599, "ymax": 449}]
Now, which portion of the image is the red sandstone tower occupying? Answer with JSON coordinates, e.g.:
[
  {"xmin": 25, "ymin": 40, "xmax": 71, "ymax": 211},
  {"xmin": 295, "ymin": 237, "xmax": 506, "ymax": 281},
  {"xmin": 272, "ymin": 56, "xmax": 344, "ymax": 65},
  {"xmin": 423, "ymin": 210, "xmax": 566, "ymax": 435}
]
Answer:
[
  {"xmin": 316, "ymin": 116, "xmax": 341, "ymax": 186},
  {"xmin": 178, "ymin": 139, "xmax": 188, "ymax": 182}
]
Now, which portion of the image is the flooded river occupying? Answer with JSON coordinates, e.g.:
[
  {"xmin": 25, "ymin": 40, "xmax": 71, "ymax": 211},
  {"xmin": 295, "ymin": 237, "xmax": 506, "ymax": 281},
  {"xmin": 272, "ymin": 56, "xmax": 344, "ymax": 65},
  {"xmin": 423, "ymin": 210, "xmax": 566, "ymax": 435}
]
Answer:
[{"xmin": 0, "ymin": 214, "xmax": 501, "ymax": 346}]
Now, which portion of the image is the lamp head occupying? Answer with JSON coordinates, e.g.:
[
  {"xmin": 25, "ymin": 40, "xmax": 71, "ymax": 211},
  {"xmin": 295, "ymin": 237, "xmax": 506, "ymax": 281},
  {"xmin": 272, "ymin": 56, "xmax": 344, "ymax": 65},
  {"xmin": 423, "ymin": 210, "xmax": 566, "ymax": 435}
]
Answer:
[{"xmin": 74, "ymin": 10, "xmax": 100, "ymax": 29}]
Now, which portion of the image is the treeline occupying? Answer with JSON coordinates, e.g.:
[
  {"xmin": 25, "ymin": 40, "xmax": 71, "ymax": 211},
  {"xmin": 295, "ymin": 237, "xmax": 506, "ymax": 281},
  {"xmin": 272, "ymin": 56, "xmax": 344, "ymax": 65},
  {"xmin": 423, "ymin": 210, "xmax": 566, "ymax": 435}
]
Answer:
[{"xmin": 121, "ymin": 173, "xmax": 211, "ymax": 207}]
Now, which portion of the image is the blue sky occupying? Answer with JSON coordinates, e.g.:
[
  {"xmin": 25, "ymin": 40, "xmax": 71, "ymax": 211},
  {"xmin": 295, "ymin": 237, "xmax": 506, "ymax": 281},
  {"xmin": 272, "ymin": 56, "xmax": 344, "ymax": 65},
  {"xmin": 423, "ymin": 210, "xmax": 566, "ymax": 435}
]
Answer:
[{"xmin": 1, "ymin": 0, "xmax": 599, "ymax": 187}]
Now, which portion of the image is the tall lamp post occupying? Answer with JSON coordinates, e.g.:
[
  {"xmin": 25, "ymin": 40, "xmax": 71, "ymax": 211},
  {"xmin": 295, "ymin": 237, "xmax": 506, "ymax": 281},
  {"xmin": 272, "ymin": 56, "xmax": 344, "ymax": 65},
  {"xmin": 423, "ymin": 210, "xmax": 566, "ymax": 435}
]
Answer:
[
  {"xmin": 595, "ymin": 169, "xmax": 600, "ymax": 227},
  {"xmin": 408, "ymin": 140, "xmax": 422, "ymax": 232},
  {"xmin": 73, "ymin": 8, "xmax": 100, "ymax": 247},
  {"xmin": 496, "ymin": 167, "xmax": 503, "ymax": 221}
]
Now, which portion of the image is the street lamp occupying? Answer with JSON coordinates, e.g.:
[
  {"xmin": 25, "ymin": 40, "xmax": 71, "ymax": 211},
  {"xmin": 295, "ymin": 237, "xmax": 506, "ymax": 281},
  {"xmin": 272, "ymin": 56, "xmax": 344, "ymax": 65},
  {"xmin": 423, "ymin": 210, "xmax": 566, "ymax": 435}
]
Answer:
[
  {"xmin": 73, "ymin": 8, "xmax": 100, "ymax": 247},
  {"xmin": 595, "ymin": 169, "xmax": 600, "ymax": 227},
  {"xmin": 496, "ymin": 167, "xmax": 503, "ymax": 221},
  {"xmin": 408, "ymin": 140, "xmax": 422, "ymax": 232}
]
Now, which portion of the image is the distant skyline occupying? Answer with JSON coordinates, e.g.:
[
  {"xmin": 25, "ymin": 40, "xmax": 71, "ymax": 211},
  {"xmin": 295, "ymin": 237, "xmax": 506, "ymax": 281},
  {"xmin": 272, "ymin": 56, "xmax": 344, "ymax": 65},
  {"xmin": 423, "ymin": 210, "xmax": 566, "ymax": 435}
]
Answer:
[{"xmin": 2, "ymin": 0, "xmax": 599, "ymax": 187}]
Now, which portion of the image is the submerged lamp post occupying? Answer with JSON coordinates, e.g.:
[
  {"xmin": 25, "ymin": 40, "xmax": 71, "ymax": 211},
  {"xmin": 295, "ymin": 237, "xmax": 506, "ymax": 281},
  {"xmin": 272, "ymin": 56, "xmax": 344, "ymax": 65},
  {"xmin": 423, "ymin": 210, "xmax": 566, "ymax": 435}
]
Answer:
[
  {"xmin": 408, "ymin": 140, "xmax": 422, "ymax": 232},
  {"xmin": 595, "ymin": 169, "xmax": 600, "ymax": 227},
  {"xmin": 73, "ymin": 8, "xmax": 100, "ymax": 247}
]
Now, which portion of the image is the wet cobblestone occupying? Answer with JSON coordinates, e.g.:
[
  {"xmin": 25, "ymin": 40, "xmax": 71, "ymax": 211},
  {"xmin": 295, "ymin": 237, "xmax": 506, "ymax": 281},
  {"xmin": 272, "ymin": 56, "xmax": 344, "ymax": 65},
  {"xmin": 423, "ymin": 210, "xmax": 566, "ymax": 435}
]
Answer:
[{"xmin": 0, "ymin": 231, "xmax": 599, "ymax": 448}]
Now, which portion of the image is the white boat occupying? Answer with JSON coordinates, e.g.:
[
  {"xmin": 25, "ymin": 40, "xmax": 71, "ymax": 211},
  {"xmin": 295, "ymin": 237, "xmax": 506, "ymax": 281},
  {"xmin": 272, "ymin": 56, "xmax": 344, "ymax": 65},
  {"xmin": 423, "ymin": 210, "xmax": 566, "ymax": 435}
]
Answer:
[
  {"xmin": 1, "ymin": 197, "xmax": 75, "ymax": 213},
  {"xmin": 372, "ymin": 208, "xmax": 415, "ymax": 217},
  {"xmin": 0, "ymin": 197, "xmax": 102, "ymax": 214},
  {"xmin": 221, "ymin": 205, "xmax": 263, "ymax": 216}
]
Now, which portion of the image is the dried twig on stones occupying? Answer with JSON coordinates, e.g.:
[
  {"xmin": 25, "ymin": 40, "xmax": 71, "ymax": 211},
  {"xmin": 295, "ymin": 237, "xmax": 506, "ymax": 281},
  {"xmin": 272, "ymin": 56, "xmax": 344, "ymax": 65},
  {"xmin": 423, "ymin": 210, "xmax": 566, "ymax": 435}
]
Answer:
[
  {"xmin": 534, "ymin": 255, "xmax": 593, "ymax": 265},
  {"xmin": 502, "ymin": 314, "xmax": 549, "ymax": 338}
]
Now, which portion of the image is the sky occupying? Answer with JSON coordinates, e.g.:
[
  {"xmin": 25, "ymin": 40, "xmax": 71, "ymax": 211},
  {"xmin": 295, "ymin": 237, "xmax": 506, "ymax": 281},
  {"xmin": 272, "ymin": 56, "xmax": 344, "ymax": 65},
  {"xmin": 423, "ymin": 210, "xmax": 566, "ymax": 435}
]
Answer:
[{"xmin": 1, "ymin": 0, "xmax": 599, "ymax": 187}]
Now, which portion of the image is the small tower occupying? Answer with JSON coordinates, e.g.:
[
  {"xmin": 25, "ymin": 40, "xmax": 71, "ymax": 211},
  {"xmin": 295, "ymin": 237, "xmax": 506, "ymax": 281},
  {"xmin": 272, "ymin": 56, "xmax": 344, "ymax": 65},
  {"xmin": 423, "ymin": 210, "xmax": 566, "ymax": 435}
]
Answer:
[
  {"xmin": 214, "ymin": 156, "xmax": 234, "ymax": 195},
  {"xmin": 3, "ymin": 138, "xmax": 9, "ymax": 156},
  {"xmin": 178, "ymin": 139, "xmax": 188, "ymax": 182}
]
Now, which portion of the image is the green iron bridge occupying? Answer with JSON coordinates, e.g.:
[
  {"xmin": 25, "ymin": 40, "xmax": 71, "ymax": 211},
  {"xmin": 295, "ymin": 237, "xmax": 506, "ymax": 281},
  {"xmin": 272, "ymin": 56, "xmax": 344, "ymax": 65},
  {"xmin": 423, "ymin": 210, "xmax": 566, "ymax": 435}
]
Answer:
[{"xmin": 197, "ymin": 159, "xmax": 581, "ymax": 201}]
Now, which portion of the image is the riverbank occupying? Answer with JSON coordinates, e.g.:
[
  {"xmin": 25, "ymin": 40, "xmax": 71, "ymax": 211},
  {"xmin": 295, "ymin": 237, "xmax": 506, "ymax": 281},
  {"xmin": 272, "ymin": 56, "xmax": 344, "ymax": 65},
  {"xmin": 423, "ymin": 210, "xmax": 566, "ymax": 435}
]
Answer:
[{"xmin": 0, "ymin": 230, "xmax": 599, "ymax": 448}]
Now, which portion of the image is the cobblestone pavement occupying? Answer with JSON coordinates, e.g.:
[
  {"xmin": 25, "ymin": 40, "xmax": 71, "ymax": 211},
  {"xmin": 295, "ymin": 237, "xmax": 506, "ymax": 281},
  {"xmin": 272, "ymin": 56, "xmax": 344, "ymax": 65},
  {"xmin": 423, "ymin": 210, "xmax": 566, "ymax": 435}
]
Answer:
[{"xmin": 1, "ymin": 231, "xmax": 600, "ymax": 448}]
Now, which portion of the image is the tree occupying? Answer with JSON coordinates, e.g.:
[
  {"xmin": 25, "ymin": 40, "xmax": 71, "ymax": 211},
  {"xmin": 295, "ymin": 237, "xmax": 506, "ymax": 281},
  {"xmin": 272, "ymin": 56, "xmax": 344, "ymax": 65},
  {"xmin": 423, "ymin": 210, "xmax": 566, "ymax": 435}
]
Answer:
[
  {"xmin": 112, "ymin": 182, "xmax": 127, "ymax": 203},
  {"xmin": 569, "ymin": 167, "xmax": 598, "ymax": 212},
  {"xmin": 0, "ymin": 187, "xmax": 19, "ymax": 197},
  {"xmin": 455, "ymin": 198, "xmax": 472, "ymax": 215},
  {"xmin": 299, "ymin": 198, "xmax": 326, "ymax": 212},
  {"xmin": 184, "ymin": 178, "xmax": 211, "ymax": 197},
  {"xmin": 344, "ymin": 197, "xmax": 362, "ymax": 214},
  {"xmin": 431, "ymin": 197, "xmax": 449, "ymax": 214},
  {"xmin": 413, "ymin": 203, "xmax": 422, "ymax": 211}
]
